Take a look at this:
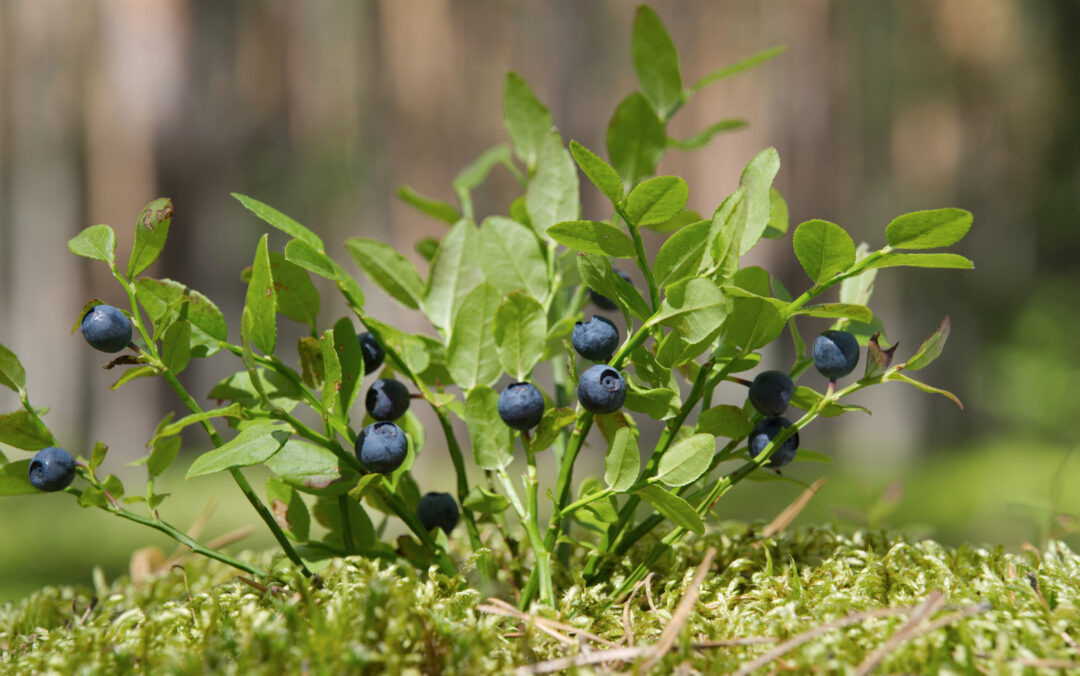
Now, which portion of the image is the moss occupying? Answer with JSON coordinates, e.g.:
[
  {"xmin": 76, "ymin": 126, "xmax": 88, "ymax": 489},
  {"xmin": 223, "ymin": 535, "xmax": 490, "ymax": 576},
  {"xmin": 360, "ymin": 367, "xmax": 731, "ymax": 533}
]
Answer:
[{"xmin": 2, "ymin": 524, "xmax": 1078, "ymax": 674}]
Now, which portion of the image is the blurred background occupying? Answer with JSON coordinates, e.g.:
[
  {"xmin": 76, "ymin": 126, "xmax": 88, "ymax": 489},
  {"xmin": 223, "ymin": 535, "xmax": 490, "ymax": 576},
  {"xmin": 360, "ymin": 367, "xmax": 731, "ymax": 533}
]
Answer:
[{"xmin": 0, "ymin": 0, "xmax": 1078, "ymax": 602}]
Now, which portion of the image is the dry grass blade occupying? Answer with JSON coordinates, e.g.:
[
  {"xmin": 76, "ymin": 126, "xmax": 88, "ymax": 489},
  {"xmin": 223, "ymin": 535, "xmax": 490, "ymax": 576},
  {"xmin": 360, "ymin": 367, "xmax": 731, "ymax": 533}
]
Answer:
[
  {"xmin": 760, "ymin": 478, "xmax": 826, "ymax": 540},
  {"xmin": 854, "ymin": 591, "xmax": 945, "ymax": 676},
  {"xmin": 517, "ymin": 637, "xmax": 781, "ymax": 674},
  {"xmin": 639, "ymin": 547, "xmax": 716, "ymax": 671},
  {"xmin": 479, "ymin": 598, "xmax": 615, "ymax": 647}
]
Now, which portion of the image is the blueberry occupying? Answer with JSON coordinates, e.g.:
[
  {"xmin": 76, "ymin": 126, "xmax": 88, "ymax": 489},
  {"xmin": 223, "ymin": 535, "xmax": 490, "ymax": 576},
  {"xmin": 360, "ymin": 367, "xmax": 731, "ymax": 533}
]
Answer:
[
  {"xmin": 748, "ymin": 417, "xmax": 799, "ymax": 469},
  {"xmin": 748, "ymin": 370, "xmax": 794, "ymax": 417},
  {"xmin": 355, "ymin": 421, "xmax": 409, "ymax": 474},
  {"xmin": 357, "ymin": 331, "xmax": 385, "ymax": 375},
  {"xmin": 812, "ymin": 330, "xmax": 860, "ymax": 380},
  {"xmin": 80, "ymin": 305, "xmax": 132, "ymax": 353},
  {"xmin": 365, "ymin": 378, "xmax": 410, "ymax": 421},
  {"xmin": 577, "ymin": 365, "xmax": 627, "ymax": 414},
  {"xmin": 497, "ymin": 382, "xmax": 545, "ymax": 431},
  {"xmin": 28, "ymin": 446, "xmax": 76, "ymax": 492},
  {"xmin": 417, "ymin": 492, "xmax": 460, "ymax": 534},
  {"xmin": 572, "ymin": 315, "xmax": 619, "ymax": 362},
  {"xmin": 588, "ymin": 269, "xmax": 633, "ymax": 310}
]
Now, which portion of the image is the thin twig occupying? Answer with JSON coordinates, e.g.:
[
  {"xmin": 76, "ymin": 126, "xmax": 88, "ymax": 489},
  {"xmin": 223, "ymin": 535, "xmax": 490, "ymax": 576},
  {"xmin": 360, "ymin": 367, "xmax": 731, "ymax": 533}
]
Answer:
[
  {"xmin": 479, "ymin": 598, "xmax": 615, "ymax": 647},
  {"xmin": 854, "ymin": 592, "xmax": 945, "ymax": 676},
  {"xmin": 640, "ymin": 548, "xmax": 717, "ymax": 671},
  {"xmin": 517, "ymin": 637, "xmax": 779, "ymax": 675},
  {"xmin": 760, "ymin": 478, "xmax": 826, "ymax": 539}
]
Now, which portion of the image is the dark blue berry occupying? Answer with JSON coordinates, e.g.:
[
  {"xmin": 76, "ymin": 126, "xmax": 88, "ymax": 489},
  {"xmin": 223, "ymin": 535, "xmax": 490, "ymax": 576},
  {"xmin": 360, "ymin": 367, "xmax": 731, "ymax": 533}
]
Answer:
[
  {"xmin": 357, "ymin": 331, "xmax": 385, "ymax": 374},
  {"xmin": 572, "ymin": 316, "xmax": 619, "ymax": 362},
  {"xmin": 588, "ymin": 269, "xmax": 633, "ymax": 310},
  {"xmin": 28, "ymin": 447, "xmax": 76, "ymax": 492},
  {"xmin": 355, "ymin": 422, "xmax": 408, "ymax": 474},
  {"xmin": 748, "ymin": 370, "xmax": 794, "ymax": 417},
  {"xmin": 497, "ymin": 382, "xmax": 545, "ymax": 431},
  {"xmin": 80, "ymin": 305, "xmax": 132, "ymax": 353},
  {"xmin": 365, "ymin": 378, "xmax": 410, "ymax": 421},
  {"xmin": 748, "ymin": 417, "xmax": 799, "ymax": 468},
  {"xmin": 812, "ymin": 330, "xmax": 860, "ymax": 380},
  {"xmin": 577, "ymin": 365, "xmax": 627, "ymax": 414},
  {"xmin": 417, "ymin": 492, "xmax": 460, "ymax": 534}
]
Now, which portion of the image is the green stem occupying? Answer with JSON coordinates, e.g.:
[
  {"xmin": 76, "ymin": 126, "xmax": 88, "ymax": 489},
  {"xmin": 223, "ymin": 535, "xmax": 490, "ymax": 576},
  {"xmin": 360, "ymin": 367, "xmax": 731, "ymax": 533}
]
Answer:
[
  {"xmin": 379, "ymin": 480, "xmax": 457, "ymax": 576},
  {"xmin": 559, "ymin": 487, "xmax": 615, "ymax": 517},
  {"xmin": 497, "ymin": 465, "xmax": 553, "ymax": 607},
  {"xmin": 784, "ymin": 248, "xmax": 890, "ymax": 316},
  {"xmin": 434, "ymin": 409, "xmax": 486, "ymax": 557},
  {"xmin": 613, "ymin": 204, "xmax": 659, "ymax": 310}
]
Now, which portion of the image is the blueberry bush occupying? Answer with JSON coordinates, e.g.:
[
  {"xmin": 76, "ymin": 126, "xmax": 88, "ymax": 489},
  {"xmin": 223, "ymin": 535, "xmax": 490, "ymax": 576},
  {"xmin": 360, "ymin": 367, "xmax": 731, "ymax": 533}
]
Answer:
[{"xmin": 0, "ymin": 6, "xmax": 971, "ymax": 611}]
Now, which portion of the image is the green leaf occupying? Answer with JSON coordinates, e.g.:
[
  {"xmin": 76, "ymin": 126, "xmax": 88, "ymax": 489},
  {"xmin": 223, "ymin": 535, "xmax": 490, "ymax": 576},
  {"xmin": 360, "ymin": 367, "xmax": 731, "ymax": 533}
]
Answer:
[
  {"xmin": 453, "ymin": 145, "xmax": 516, "ymax": 203},
  {"xmin": 244, "ymin": 234, "xmax": 277, "ymax": 355},
  {"xmin": 208, "ymin": 369, "xmax": 302, "ymax": 413},
  {"xmin": 547, "ymin": 220, "xmax": 636, "ymax": 258},
  {"xmin": 127, "ymin": 198, "xmax": 174, "ymax": 278},
  {"xmin": 529, "ymin": 407, "xmax": 576, "ymax": 454},
  {"xmin": 0, "ymin": 342, "xmax": 26, "ymax": 394},
  {"xmin": 607, "ymin": 92, "xmax": 666, "ymax": 187},
  {"xmin": 89, "ymin": 441, "xmax": 108, "ymax": 474},
  {"xmin": 462, "ymin": 486, "xmax": 511, "ymax": 515},
  {"xmin": 867, "ymin": 252, "xmax": 974, "ymax": 270},
  {"xmin": 839, "ymin": 243, "xmax": 877, "ymax": 306},
  {"xmin": 415, "ymin": 237, "xmax": 440, "ymax": 262},
  {"xmin": 494, "ymin": 292, "xmax": 546, "ymax": 382},
  {"xmin": 266, "ymin": 439, "xmax": 355, "ymax": 495},
  {"xmin": 577, "ymin": 254, "xmax": 652, "ymax": 321},
  {"xmin": 0, "ymin": 460, "xmax": 38, "ymax": 496},
  {"xmin": 792, "ymin": 219, "xmax": 856, "ymax": 283},
  {"xmin": 331, "ymin": 317, "xmax": 365, "ymax": 417},
  {"xmin": 422, "ymin": 220, "xmax": 484, "ymax": 332},
  {"xmin": 160, "ymin": 320, "xmax": 192, "ymax": 375},
  {"xmin": 604, "ymin": 427, "xmax": 640, "ymax": 493},
  {"xmin": 624, "ymin": 384, "xmax": 680, "ymax": 421},
  {"xmin": 447, "ymin": 283, "xmax": 502, "ymax": 391},
  {"xmin": 796, "ymin": 303, "xmax": 873, "ymax": 323},
  {"xmin": 266, "ymin": 477, "xmax": 311, "ymax": 542},
  {"xmin": 134, "ymin": 278, "xmax": 227, "ymax": 357},
  {"xmin": 186, "ymin": 422, "xmax": 291, "ymax": 479},
  {"xmin": 789, "ymin": 386, "xmax": 871, "ymax": 417},
  {"xmin": 267, "ymin": 252, "xmax": 320, "ymax": 327},
  {"xmin": 724, "ymin": 295, "xmax": 785, "ymax": 350},
  {"xmin": 68, "ymin": 224, "xmax": 116, "ymax": 265},
  {"xmin": 705, "ymin": 187, "xmax": 748, "ymax": 281},
  {"xmin": 0, "ymin": 410, "xmax": 55, "ymax": 450},
  {"xmin": 283, "ymin": 238, "xmax": 347, "ymax": 281},
  {"xmin": 633, "ymin": 484, "xmax": 704, "ymax": 534},
  {"xmin": 297, "ymin": 337, "xmax": 324, "ymax": 388},
  {"xmin": 885, "ymin": 208, "xmax": 973, "ymax": 250},
  {"xmin": 396, "ymin": 186, "xmax": 460, "ymax": 224},
  {"xmin": 654, "ymin": 219, "xmax": 711, "ymax": 288},
  {"xmin": 667, "ymin": 120, "xmax": 747, "ymax": 150},
  {"xmin": 738, "ymin": 148, "xmax": 781, "ymax": 255},
  {"xmin": 111, "ymin": 366, "xmax": 155, "ymax": 391},
  {"xmin": 697, "ymin": 405, "xmax": 753, "ymax": 438},
  {"xmin": 232, "ymin": 193, "xmax": 324, "ymax": 250},
  {"xmin": 478, "ymin": 217, "xmax": 549, "ymax": 301},
  {"xmin": 504, "ymin": 72, "xmax": 553, "ymax": 170},
  {"xmin": 147, "ymin": 436, "xmax": 182, "ymax": 478},
  {"xmin": 762, "ymin": 188, "xmax": 790, "ymax": 239},
  {"xmin": 646, "ymin": 209, "xmax": 702, "ymax": 234},
  {"xmin": 525, "ymin": 132, "xmax": 580, "ymax": 238},
  {"xmin": 646, "ymin": 277, "xmax": 729, "ymax": 343},
  {"xmin": 864, "ymin": 334, "xmax": 897, "ymax": 380},
  {"xmin": 465, "ymin": 386, "xmax": 512, "ymax": 470},
  {"xmin": 656, "ymin": 433, "xmax": 715, "ymax": 487},
  {"xmin": 624, "ymin": 176, "xmax": 689, "ymax": 226},
  {"xmin": 345, "ymin": 237, "xmax": 425, "ymax": 309},
  {"xmin": 887, "ymin": 371, "xmax": 963, "ymax": 409},
  {"xmin": 569, "ymin": 140, "xmax": 623, "ymax": 205},
  {"xmin": 690, "ymin": 45, "xmax": 787, "ymax": 93},
  {"xmin": 315, "ymin": 495, "xmax": 375, "ymax": 547},
  {"xmin": 631, "ymin": 5, "xmax": 683, "ymax": 118},
  {"xmin": 905, "ymin": 316, "xmax": 950, "ymax": 371}
]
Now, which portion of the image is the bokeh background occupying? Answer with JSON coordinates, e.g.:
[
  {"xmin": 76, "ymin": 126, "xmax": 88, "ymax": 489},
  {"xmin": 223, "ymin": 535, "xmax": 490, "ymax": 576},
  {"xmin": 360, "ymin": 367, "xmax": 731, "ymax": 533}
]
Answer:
[{"xmin": 1, "ymin": 0, "xmax": 1078, "ymax": 602}]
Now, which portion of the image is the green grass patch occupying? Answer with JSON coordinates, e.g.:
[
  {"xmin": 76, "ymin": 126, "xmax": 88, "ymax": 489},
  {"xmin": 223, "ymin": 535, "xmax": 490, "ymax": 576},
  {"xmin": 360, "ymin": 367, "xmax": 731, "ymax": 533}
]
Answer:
[{"xmin": 3, "ymin": 523, "xmax": 1078, "ymax": 674}]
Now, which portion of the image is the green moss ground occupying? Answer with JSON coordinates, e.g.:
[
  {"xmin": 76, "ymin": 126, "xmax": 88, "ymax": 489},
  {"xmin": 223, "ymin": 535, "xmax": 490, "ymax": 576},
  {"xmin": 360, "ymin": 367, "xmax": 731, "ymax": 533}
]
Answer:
[{"xmin": 2, "ymin": 523, "xmax": 1079, "ymax": 674}]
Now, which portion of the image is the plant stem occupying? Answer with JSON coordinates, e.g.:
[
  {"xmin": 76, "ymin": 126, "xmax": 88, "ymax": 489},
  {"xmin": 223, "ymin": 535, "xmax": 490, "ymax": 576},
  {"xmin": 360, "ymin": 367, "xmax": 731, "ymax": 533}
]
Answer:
[
  {"xmin": 434, "ymin": 408, "xmax": 486, "ymax": 557},
  {"xmin": 613, "ymin": 204, "xmax": 659, "ymax": 310},
  {"xmin": 496, "ymin": 463, "xmax": 553, "ymax": 607},
  {"xmin": 377, "ymin": 481, "xmax": 458, "ymax": 576}
]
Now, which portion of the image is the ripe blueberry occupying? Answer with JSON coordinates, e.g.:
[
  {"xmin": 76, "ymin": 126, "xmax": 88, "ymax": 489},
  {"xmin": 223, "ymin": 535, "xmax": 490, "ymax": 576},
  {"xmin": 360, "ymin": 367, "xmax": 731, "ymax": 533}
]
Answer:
[
  {"xmin": 355, "ymin": 421, "xmax": 408, "ymax": 474},
  {"xmin": 365, "ymin": 378, "xmax": 410, "ymax": 421},
  {"xmin": 80, "ymin": 305, "xmax": 132, "ymax": 353},
  {"xmin": 572, "ymin": 316, "xmax": 619, "ymax": 362},
  {"xmin": 748, "ymin": 370, "xmax": 794, "ymax": 417},
  {"xmin": 357, "ymin": 331, "xmax": 385, "ymax": 374},
  {"xmin": 748, "ymin": 417, "xmax": 799, "ymax": 468},
  {"xmin": 28, "ymin": 446, "xmax": 76, "ymax": 492},
  {"xmin": 588, "ymin": 269, "xmax": 633, "ymax": 310},
  {"xmin": 417, "ymin": 492, "xmax": 460, "ymax": 534},
  {"xmin": 497, "ymin": 382, "xmax": 545, "ymax": 431},
  {"xmin": 577, "ymin": 365, "xmax": 627, "ymax": 414},
  {"xmin": 812, "ymin": 330, "xmax": 860, "ymax": 380}
]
